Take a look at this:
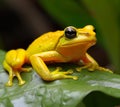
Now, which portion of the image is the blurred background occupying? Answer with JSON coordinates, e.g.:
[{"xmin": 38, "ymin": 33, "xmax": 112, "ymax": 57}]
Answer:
[{"xmin": 0, "ymin": 0, "xmax": 119, "ymax": 72}]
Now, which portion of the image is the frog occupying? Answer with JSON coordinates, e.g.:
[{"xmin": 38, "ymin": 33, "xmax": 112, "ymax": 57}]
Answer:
[{"xmin": 3, "ymin": 25, "xmax": 112, "ymax": 86}]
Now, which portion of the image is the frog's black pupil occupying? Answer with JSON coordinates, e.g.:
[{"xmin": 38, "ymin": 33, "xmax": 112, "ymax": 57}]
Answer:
[{"xmin": 65, "ymin": 27, "xmax": 76, "ymax": 39}]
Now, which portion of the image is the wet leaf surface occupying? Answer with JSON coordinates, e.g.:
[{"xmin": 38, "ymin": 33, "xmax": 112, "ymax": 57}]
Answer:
[{"xmin": 0, "ymin": 50, "xmax": 120, "ymax": 107}]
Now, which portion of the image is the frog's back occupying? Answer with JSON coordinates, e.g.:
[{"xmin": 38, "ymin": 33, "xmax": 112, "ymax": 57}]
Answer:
[{"xmin": 26, "ymin": 30, "xmax": 63, "ymax": 56}]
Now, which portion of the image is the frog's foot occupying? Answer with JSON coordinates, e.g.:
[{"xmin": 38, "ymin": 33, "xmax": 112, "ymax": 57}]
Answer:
[
  {"xmin": 19, "ymin": 80, "xmax": 26, "ymax": 85},
  {"xmin": 76, "ymin": 63, "xmax": 91, "ymax": 72},
  {"xmin": 76, "ymin": 63, "xmax": 113, "ymax": 73},
  {"xmin": 5, "ymin": 69, "xmax": 27, "ymax": 86},
  {"xmin": 50, "ymin": 67, "xmax": 78, "ymax": 80},
  {"xmin": 6, "ymin": 80, "xmax": 13, "ymax": 87},
  {"xmin": 15, "ymin": 67, "xmax": 31, "ymax": 85},
  {"xmin": 14, "ymin": 71, "xmax": 26, "ymax": 85}
]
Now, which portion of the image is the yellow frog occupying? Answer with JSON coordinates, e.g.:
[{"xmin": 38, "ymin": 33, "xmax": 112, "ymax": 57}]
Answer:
[{"xmin": 3, "ymin": 25, "xmax": 112, "ymax": 86}]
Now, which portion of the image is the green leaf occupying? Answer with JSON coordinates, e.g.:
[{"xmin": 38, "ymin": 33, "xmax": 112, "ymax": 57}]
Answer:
[
  {"xmin": 0, "ymin": 50, "xmax": 120, "ymax": 107},
  {"xmin": 39, "ymin": 0, "xmax": 95, "ymax": 27}
]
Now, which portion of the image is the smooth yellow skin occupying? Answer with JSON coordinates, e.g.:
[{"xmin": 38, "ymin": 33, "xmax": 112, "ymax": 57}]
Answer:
[{"xmin": 3, "ymin": 25, "xmax": 112, "ymax": 86}]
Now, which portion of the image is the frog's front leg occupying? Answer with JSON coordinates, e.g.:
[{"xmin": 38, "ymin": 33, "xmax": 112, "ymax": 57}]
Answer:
[
  {"xmin": 76, "ymin": 53, "xmax": 113, "ymax": 73},
  {"xmin": 30, "ymin": 51, "xmax": 78, "ymax": 81}
]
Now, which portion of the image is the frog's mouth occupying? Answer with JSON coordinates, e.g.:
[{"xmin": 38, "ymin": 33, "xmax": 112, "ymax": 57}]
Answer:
[{"xmin": 61, "ymin": 39, "xmax": 96, "ymax": 48}]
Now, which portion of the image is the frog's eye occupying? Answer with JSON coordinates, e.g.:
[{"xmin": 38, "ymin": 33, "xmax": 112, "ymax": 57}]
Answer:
[{"xmin": 64, "ymin": 26, "xmax": 77, "ymax": 39}]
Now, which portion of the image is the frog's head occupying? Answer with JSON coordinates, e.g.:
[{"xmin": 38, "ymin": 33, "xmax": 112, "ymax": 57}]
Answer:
[{"xmin": 57, "ymin": 25, "xmax": 96, "ymax": 49}]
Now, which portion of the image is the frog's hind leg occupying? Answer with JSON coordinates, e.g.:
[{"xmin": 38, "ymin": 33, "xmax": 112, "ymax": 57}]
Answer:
[
  {"xmin": 3, "ymin": 60, "xmax": 14, "ymax": 86},
  {"xmin": 3, "ymin": 60, "xmax": 26, "ymax": 86},
  {"xmin": 3, "ymin": 49, "xmax": 27, "ymax": 86}
]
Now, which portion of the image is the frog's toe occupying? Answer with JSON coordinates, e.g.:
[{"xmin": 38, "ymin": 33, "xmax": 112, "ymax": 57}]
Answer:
[
  {"xmin": 72, "ymin": 76, "xmax": 78, "ymax": 80},
  {"xmin": 50, "ymin": 70, "xmax": 78, "ymax": 81},
  {"xmin": 96, "ymin": 66, "xmax": 113, "ymax": 73},
  {"xmin": 21, "ymin": 67, "xmax": 32, "ymax": 72},
  {"xmin": 19, "ymin": 80, "xmax": 26, "ymax": 86},
  {"xmin": 76, "ymin": 67, "xmax": 82, "ymax": 72},
  {"xmin": 6, "ymin": 81, "xmax": 13, "ymax": 87},
  {"xmin": 66, "ymin": 69, "xmax": 73, "ymax": 74},
  {"xmin": 62, "ymin": 74, "xmax": 78, "ymax": 80},
  {"xmin": 52, "ymin": 68, "xmax": 73, "ymax": 75},
  {"xmin": 88, "ymin": 67, "xmax": 95, "ymax": 71}
]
